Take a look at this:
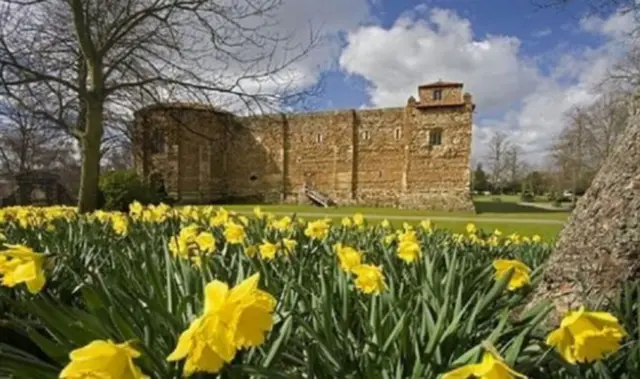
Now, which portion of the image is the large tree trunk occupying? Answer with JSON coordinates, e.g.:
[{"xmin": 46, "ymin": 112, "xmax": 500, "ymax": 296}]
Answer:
[
  {"xmin": 77, "ymin": 98, "xmax": 104, "ymax": 213},
  {"xmin": 529, "ymin": 94, "xmax": 640, "ymax": 324}
]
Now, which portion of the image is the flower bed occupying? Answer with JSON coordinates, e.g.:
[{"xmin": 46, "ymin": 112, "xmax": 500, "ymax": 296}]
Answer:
[{"xmin": 0, "ymin": 203, "xmax": 637, "ymax": 378}]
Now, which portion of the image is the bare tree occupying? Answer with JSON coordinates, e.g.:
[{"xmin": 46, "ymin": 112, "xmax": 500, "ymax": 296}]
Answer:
[
  {"xmin": 0, "ymin": 0, "xmax": 321, "ymax": 212},
  {"xmin": 549, "ymin": 106, "xmax": 589, "ymax": 202},
  {"xmin": 581, "ymin": 90, "xmax": 630, "ymax": 165},
  {"xmin": 0, "ymin": 98, "xmax": 78, "ymax": 176},
  {"xmin": 548, "ymin": 89, "xmax": 630, "ymax": 199},
  {"xmin": 485, "ymin": 131, "xmax": 511, "ymax": 193},
  {"xmin": 532, "ymin": 0, "xmax": 640, "ymax": 19},
  {"xmin": 504, "ymin": 145, "xmax": 527, "ymax": 190}
]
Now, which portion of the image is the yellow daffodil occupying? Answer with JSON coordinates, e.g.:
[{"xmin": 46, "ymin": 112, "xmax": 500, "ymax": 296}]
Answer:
[
  {"xmin": 281, "ymin": 238, "xmax": 297, "ymax": 255},
  {"xmin": 546, "ymin": 306, "xmax": 627, "ymax": 364},
  {"xmin": 60, "ymin": 340, "xmax": 148, "ymax": 379},
  {"xmin": 244, "ymin": 245, "xmax": 258, "ymax": 258},
  {"xmin": 270, "ymin": 216, "xmax": 292, "ymax": 232},
  {"xmin": 259, "ymin": 241, "xmax": 278, "ymax": 260},
  {"xmin": 167, "ymin": 314, "xmax": 236, "ymax": 376},
  {"xmin": 352, "ymin": 213, "xmax": 364, "ymax": 227},
  {"xmin": 532, "ymin": 235, "xmax": 542, "ymax": 243},
  {"xmin": 111, "ymin": 214, "xmax": 129, "ymax": 236},
  {"xmin": 466, "ymin": 223, "xmax": 476, "ymax": 235},
  {"xmin": 341, "ymin": 217, "xmax": 352, "ymax": 227},
  {"xmin": 334, "ymin": 243, "xmax": 362, "ymax": 273},
  {"xmin": 304, "ymin": 219, "xmax": 330, "ymax": 240},
  {"xmin": 382, "ymin": 234, "xmax": 396, "ymax": 246},
  {"xmin": 168, "ymin": 274, "xmax": 276, "ymax": 376},
  {"xmin": 168, "ymin": 224, "xmax": 200, "ymax": 259},
  {"xmin": 0, "ymin": 244, "xmax": 46, "ymax": 294},
  {"xmin": 380, "ymin": 219, "xmax": 391, "ymax": 228},
  {"xmin": 397, "ymin": 240, "xmax": 421, "ymax": 263},
  {"xmin": 210, "ymin": 209, "xmax": 230, "ymax": 227},
  {"xmin": 129, "ymin": 201, "xmax": 144, "ymax": 218},
  {"xmin": 351, "ymin": 264, "xmax": 385, "ymax": 295},
  {"xmin": 195, "ymin": 232, "xmax": 216, "ymax": 254},
  {"xmin": 442, "ymin": 347, "xmax": 526, "ymax": 379},
  {"xmin": 492, "ymin": 259, "xmax": 531, "ymax": 291},
  {"xmin": 168, "ymin": 236, "xmax": 189, "ymax": 259},
  {"xmin": 420, "ymin": 219, "xmax": 432, "ymax": 231},
  {"xmin": 397, "ymin": 229, "xmax": 418, "ymax": 244},
  {"xmin": 223, "ymin": 221, "xmax": 246, "ymax": 244},
  {"xmin": 204, "ymin": 273, "xmax": 277, "ymax": 347},
  {"xmin": 507, "ymin": 233, "xmax": 520, "ymax": 245},
  {"xmin": 451, "ymin": 233, "xmax": 465, "ymax": 244}
]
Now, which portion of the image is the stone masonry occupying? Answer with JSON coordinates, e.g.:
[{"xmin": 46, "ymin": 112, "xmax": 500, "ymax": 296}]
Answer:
[{"xmin": 133, "ymin": 81, "xmax": 476, "ymax": 212}]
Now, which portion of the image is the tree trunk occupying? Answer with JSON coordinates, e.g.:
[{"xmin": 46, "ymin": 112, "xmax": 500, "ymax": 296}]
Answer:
[
  {"xmin": 77, "ymin": 98, "xmax": 104, "ymax": 213},
  {"xmin": 528, "ymin": 94, "xmax": 640, "ymax": 324}
]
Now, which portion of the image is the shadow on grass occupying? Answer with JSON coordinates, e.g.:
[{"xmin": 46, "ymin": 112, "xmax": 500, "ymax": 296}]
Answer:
[{"xmin": 474, "ymin": 200, "xmax": 569, "ymax": 214}]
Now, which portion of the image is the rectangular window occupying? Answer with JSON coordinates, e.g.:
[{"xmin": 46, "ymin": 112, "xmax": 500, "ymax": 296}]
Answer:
[
  {"xmin": 150, "ymin": 129, "xmax": 165, "ymax": 154},
  {"xmin": 433, "ymin": 89, "xmax": 443, "ymax": 101},
  {"xmin": 394, "ymin": 128, "xmax": 401, "ymax": 140},
  {"xmin": 429, "ymin": 128, "xmax": 443, "ymax": 146}
]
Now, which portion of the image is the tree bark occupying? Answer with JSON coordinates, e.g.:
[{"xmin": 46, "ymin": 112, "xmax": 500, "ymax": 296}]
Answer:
[
  {"xmin": 528, "ymin": 94, "xmax": 640, "ymax": 324},
  {"xmin": 77, "ymin": 98, "xmax": 104, "ymax": 213}
]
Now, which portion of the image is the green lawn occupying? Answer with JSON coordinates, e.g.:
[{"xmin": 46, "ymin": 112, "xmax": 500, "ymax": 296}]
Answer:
[{"xmin": 219, "ymin": 196, "xmax": 570, "ymax": 242}]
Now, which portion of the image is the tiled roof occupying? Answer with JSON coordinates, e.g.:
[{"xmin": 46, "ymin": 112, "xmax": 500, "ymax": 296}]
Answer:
[{"xmin": 418, "ymin": 81, "xmax": 463, "ymax": 89}]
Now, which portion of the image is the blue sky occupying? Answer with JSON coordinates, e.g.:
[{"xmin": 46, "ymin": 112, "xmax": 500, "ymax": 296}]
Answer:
[
  {"xmin": 278, "ymin": 0, "xmax": 632, "ymax": 165},
  {"xmin": 319, "ymin": 0, "xmax": 599, "ymax": 110}
]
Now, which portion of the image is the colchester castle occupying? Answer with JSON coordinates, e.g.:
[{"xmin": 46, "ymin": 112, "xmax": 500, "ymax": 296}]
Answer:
[{"xmin": 133, "ymin": 81, "xmax": 476, "ymax": 212}]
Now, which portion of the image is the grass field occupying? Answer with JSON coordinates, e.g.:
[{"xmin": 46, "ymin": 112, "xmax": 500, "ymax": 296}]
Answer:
[{"xmin": 220, "ymin": 196, "xmax": 570, "ymax": 242}]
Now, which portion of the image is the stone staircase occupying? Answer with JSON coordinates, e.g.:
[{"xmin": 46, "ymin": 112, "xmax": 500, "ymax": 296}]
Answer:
[{"xmin": 302, "ymin": 184, "xmax": 335, "ymax": 207}]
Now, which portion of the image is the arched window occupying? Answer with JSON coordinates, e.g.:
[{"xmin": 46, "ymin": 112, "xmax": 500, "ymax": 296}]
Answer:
[
  {"xmin": 429, "ymin": 128, "xmax": 443, "ymax": 146},
  {"xmin": 394, "ymin": 128, "xmax": 401, "ymax": 140}
]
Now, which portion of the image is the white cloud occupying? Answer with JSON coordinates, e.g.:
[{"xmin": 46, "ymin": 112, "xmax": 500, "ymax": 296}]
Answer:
[
  {"xmin": 339, "ymin": 8, "xmax": 540, "ymax": 112},
  {"xmin": 137, "ymin": 0, "xmax": 374, "ymax": 114},
  {"xmin": 338, "ymin": 5, "xmax": 636, "ymax": 166},
  {"xmin": 580, "ymin": 10, "xmax": 636, "ymax": 39},
  {"xmin": 532, "ymin": 28, "xmax": 552, "ymax": 38}
]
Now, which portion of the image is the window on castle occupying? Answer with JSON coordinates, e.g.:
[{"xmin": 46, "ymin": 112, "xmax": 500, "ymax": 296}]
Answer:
[
  {"xmin": 361, "ymin": 131, "xmax": 371, "ymax": 140},
  {"xmin": 316, "ymin": 133, "xmax": 323, "ymax": 143},
  {"xmin": 394, "ymin": 128, "xmax": 401, "ymax": 140},
  {"xmin": 433, "ymin": 89, "xmax": 443, "ymax": 101},
  {"xmin": 429, "ymin": 128, "xmax": 443, "ymax": 146},
  {"xmin": 150, "ymin": 128, "xmax": 165, "ymax": 154}
]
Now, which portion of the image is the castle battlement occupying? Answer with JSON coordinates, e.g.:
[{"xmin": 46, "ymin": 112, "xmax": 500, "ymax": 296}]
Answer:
[{"xmin": 133, "ymin": 82, "xmax": 475, "ymax": 211}]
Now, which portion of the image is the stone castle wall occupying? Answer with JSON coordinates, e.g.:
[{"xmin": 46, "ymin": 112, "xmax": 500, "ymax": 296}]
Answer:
[{"xmin": 133, "ymin": 83, "xmax": 476, "ymax": 212}]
